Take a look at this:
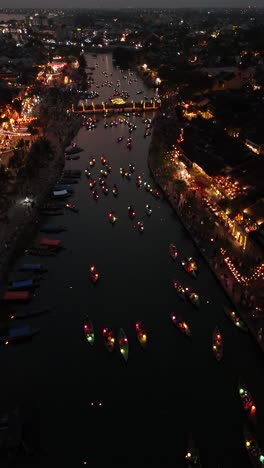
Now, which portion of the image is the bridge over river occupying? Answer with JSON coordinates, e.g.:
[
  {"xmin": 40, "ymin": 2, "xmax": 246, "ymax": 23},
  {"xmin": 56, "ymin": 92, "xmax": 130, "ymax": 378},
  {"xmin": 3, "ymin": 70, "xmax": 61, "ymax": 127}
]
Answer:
[{"xmin": 71, "ymin": 99, "xmax": 160, "ymax": 114}]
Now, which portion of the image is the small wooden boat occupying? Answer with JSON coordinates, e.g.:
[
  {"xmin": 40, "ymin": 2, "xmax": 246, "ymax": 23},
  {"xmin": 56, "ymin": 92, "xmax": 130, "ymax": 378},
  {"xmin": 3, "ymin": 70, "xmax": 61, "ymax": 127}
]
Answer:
[
  {"xmin": 10, "ymin": 306, "xmax": 51, "ymax": 320},
  {"xmin": 185, "ymin": 287, "xmax": 200, "ymax": 308},
  {"xmin": 128, "ymin": 206, "xmax": 136, "ymax": 220},
  {"xmin": 135, "ymin": 321, "xmax": 147, "ymax": 349},
  {"xmin": 145, "ymin": 204, "xmax": 152, "ymax": 216},
  {"xmin": 137, "ymin": 221, "xmax": 144, "ymax": 233},
  {"xmin": 90, "ymin": 265, "xmax": 99, "ymax": 284},
  {"xmin": 27, "ymin": 248, "xmax": 57, "ymax": 257},
  {"xmin": 65, "ymin": 203, "xmax": 79, "ymax": 213},
  {"xmin": 19, "ymin": 263, "xmax": 46, "ymax": 273},
  {"xmin": 185, "ymin": 433, "xmax": 202, "ymax": 467},
  {"xmin": 212, "ymin": 326, "xmax": 223, "ymax": 362},
  {"xmin": 108, "ymin": 211, "xmax": 117, "ymax": 224},
  {"xmin": 172, "ymin": 280, "xmax": 185, "ymax": 300},
  {"xmin": 102, "ymin": 184, "xmax": 109, "ymax": 195},
  {"xmin": 239, "ymin": 379, "xmax": 257, "ymax": 421},
  {"xmin": 112, "ymin": 185, "xmax": 118, "ymax": 197},
  {"xmin": 102, "ymin": 327, "xmax": 115, "ymax": 352},
  {"xmin": 84, "ymin": 318, "xmax": 94, "ymax": 345},
  {"xmin": 244, "ymin": 426, "xmax": 264, "ymax": 467},
  {"xmin": 169, "ymin": 243, "xmax": 177, "ymax": 261},
  {"xmin": 118, "ymin": 328, "xmax": 128, "ymax": 362},
  {"xmin": 89, "ymin": 179, "xmax": 97, "ymax": 189},
  {"xmin": 136, "ymin": 176, "xmax": 142, "ymax": 187},
  {"xmin": 150, "ymin": 188, "xmax": 160, "ymax": 199},
  {"xmin": 169, "ymin": 313, "xmax": 191, "ymax": 337},
  {"xmin": 129, "ymin": 163, "xmax": 135, "ymax": 173},
  {"xmin": 84, "ymin": 169, "xmax": 91, "ymax": 178},
  {"xmin": 223, "ymin": 306, "xmax": 248, "ymax": 333},
  {"xmin": 181, "ymin": 258, "xmax": 197, "ymax": 278},
  {"xmin": 0, "ymin": 325, "xmax": 39, "ymax": 345},
  {"xmin": 8, "ymin": 279, "xmax": 38, "ymax": 291},
  {"xmin": 3, "ymin": 291, "xmax": 31, "ymax": 302}
]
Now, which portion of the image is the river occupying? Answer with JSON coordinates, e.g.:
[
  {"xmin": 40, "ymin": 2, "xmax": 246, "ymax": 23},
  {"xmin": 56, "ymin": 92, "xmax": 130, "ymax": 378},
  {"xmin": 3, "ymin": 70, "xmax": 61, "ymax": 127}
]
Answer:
[{"xmin": 1, "ymin": 53, "xmax": 264, "ymax": 468}]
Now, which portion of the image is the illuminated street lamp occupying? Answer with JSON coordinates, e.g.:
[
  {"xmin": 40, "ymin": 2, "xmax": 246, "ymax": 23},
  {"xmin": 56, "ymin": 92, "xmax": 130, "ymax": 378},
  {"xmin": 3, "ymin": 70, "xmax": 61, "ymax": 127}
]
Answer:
[{"xmin": 142, "ymin": 64, "xmax": 148, "ymax": 71}]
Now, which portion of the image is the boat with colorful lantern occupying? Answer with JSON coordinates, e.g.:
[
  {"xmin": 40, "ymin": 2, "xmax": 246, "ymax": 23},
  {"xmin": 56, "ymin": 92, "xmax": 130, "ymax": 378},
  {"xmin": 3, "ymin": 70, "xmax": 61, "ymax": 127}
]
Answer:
[
  {"xmin": 169, "ymin": 313, "xmax": 191, "ymax": 337},
  {"xmin": 185, "ymin": 433, "xmax": 202, "ymax": 467},
  {"xmin": 112, "ymin": 184, "xmax": 118, "ymax": 197},
  {"xmin": 90, "ymin": 265, "xmax": 99, "ymax": 284},
  {"xmin": 244, "ymin": 426, "xmax": 264, "ymax": 467},
  {"xmin": 89, "ymin": 158, "xmax": 96, "ymax": 167},
  {"xmin": 108, "ymin": 211, "xmax": 117, "ymax": 225},
  {"xmin": 118, "ymin": 328, "xmax": 128, "ymax": 362},
  {"xmin": 181, "ymin": 257, "xmax": 198, "ymax": 278},
  {"xmin": 239, "ymin": 379, "xmax": 257, "ymax": 421},
  {"xmin": 185, "ymin": 287, "xmax": 200, "ymax": 308},
  {"xmin": 102, "ymin": 327, "xmax": 115, "ymax": 352},
  {"xmin": 145, "ymin": 205, "xmax": 152, "ymax": 216},
  {"xmin": 212, "ymin": 326, "xmax": 223, "ymax": 362},
  {"xmin": 172, "ymin": 280, "xmax": 185, "ymax": 300},
  {"xmin": 137, "ymin": 221, "xmax": 144, "ymax": 233},
  {"xmin": 223, "ymin": 306, "xmax": 248, "ymax": 333},
  {"xmin": 169, "ymin": 243, "xmax": 177, "ymax": 261},
  {"xmin": 84, "ymin": 318, "xmax": 94, "ymax": 345},
  {"xmin": 135, "ymin": 321, "xmax": 147, "ymax": 349}
]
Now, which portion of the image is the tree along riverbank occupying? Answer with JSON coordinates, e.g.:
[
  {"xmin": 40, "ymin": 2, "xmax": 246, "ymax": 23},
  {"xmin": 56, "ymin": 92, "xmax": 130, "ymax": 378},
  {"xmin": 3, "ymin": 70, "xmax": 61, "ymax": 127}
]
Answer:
[
  {"xmin": 0, "ymin": 114, "xmax": 82, "ymax": 284},
  {"xmin": 148, "ymin": 135, "xmax": 264, "ymax": 354}
]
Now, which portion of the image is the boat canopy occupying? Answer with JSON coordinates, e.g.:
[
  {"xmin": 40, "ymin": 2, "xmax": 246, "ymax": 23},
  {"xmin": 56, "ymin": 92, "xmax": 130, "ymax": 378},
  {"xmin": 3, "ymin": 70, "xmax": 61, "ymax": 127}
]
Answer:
[
  {"xmin": 40, "ymin": 238, "xmax": 62, "ymax": 247},
  {"xmin": 53, "ymin": 190, "xmax": 68, "ymax": 196},
  {"xmin": 3, "ymin": 291, "xmax": 30, "ymax": 301},
  {"xmin": 8, "ymin": 325, "xmax": 32, "ymax": 338},
  {"xmin": 20, "ymin": 263, "xmax": 42, "ymax": 271},
  {"xmin": 11, "ymin": 279, "xmax": 34, "ymax": 289}
]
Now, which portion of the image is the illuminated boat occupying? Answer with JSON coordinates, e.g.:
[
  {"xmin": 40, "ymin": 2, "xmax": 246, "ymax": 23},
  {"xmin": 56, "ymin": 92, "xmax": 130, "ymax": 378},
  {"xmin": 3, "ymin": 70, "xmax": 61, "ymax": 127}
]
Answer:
[
  {"xmin": 128, "ymin": 206, "xmax": 136, "ymax": 220},
  {"xmin": 118, "ymin": 328, "xmax": 128, "ymax": 362},
  {"xmin": 212, "ymin": 326, "xmax": 223, "ymax": 362},
  {"xmin": 124, "ymin": 171, "xmax": 131, "ymax": 180},
  {"xmin": 90, "ymin": 265, "xmax": 99, "ymax": 284},
  {"xmin": 65, "ymin": 202, "xmax": 79, "ymax": 213},
  {"xmin": 137, "ymin": 221, "xmax": 144, "ymax": 233},
  {"xmin": 99, "ymin": 177, "xmax": 105, "ymax": 187},
  {"xmin": 92, "ymin": 190, "xmax": 99, "ymax": 201},
  {"xmin": 150, "ymin": 188, "xmax": 160, "ymax": 199},
  {"xmin": 84, "ymin": 169, "xmax": 91, "ymax": 178},
  {"xmin": 89, "ymin": 158, "xmax": 96, "ymax": 167},
  {"xmin": 84, "ymin": 318, "xmax": 94, "ymax": 345},
  {"xmin": 172, "ymin": 280, "xmax": 185, "ymax": 300},
  {"xmin": 144, "ymin": 182, "xmax": 151, "ymax": 192},
  {"xmin": 244, "ymin": 426, "xmax": 264, "ymax": 467},
  {"xmin": 169, "ymin": 243, "xmax": 177, "ymax": 261},
  {"xmin": 108, "ymin": 211, "xmax": 117, "ymax": 224},
  {"xmin": 169, "ymin": 313, "xmax": 191, "ymax": 337},
  {"xmin": 223, "ymin": 306, "xmax": 248, "ymax": 333},
  {"xmin": 102, "ymin": 327, "xmax": 115, "ymax": 352},
  {"xmin": 89, "ymin": 179, "xmax": 97, "ymax": 189},
  {"xmin": 185, "ymin": 287, "xmax": 200, "ymax": 308},
  {"xmin": 181, "ymin": 258, "xmax": 197, "ymax": 278},
  {"xmin": 120, "ymin": 167, "xmax": 126, "ymax": 177},
  {"xmin": 117, "ymin": 137, "xmax": 123, "ymax": 143},
  {"xmin": 101, "ymin": 155, "xmax": 108, "ymax": 165},
  {"xmin": 185, "ymin": 433, "xmax": 202, "ymax": 467},
  {"xmin": 145, "ymin": 204, "xmax": 152, "ymax": 216},
  {"xmin": 239, "ymin": 379, "xmax": 257, "ymax": 421},
  {"xmin": 102, "ymin": 184, "xmax": 109, "ymax": 195},
  {"xmin": 136, "ymin": 176, "xmax": 143, "ymax": 187},
  {"xmin": 135, "ymin": 321, "xmax": 147, "ymax": 349},
  {"xmin": 0, "ymin": 325, "xmax": 40, "ymax": 346},
  {"xmin": 112, "ymin": 184, "xmax": 118, "ymax": 197},
  {"xmin": 129, "ymin": 163, "xmax": 135, "ymax": 173},
  {"xmin": 100, "ymin": 169, "xmax": 108, "ymax": 178},
  {"xmin": 105, "ymin": 164, "xmax": 111, "ymax": 173}
]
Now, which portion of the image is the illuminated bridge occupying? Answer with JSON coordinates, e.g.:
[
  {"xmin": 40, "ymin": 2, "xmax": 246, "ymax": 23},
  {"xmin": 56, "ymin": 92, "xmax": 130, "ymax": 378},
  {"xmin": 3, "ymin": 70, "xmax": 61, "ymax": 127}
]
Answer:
[{"xmin": 71, "ymin": 99, "xmax": 160, "ymax": 114}]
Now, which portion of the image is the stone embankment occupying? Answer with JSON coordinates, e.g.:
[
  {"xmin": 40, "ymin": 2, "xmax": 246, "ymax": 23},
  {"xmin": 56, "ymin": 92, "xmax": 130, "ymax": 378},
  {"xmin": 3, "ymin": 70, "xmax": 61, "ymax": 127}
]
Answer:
[{"xmin": 0, "ymin": 114, "xmax": 82, "ymax": 283}]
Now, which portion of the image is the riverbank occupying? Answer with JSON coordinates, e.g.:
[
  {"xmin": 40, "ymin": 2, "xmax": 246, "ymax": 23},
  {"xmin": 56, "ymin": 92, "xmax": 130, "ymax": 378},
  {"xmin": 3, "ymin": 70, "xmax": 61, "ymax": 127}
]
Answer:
[
  {"xmin": 148, "ymin": 141, "xmax": 264, "ymax": 353},
  {"xmin": 0, "ymin": 114, "xmax": 82, "ymax": 284}
]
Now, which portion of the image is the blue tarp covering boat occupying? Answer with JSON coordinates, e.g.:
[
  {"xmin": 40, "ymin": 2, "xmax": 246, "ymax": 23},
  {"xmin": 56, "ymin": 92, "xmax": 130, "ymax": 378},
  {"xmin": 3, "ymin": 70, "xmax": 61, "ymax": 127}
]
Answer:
[
  {"xmin": 0, "ymin": 325, "xmax": 39, "ymax": 344},
  {"xmin": 19, "ymin": 263, "xmax": 45, "ymax": 272},
  {"xmin": 40, "ymin": 224, "xmax": 66, "ymax": 233},
  {"xmin": 9, "ymin": 279, "xmax": 34, "ymax": 290}
]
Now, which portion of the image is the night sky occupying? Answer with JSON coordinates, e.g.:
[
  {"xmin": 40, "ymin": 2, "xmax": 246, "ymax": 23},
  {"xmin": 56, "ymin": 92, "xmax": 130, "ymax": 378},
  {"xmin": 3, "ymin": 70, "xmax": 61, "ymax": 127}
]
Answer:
[{"xmin": 1, "ymin": 0, "xmax": 263, "ymax": 9}]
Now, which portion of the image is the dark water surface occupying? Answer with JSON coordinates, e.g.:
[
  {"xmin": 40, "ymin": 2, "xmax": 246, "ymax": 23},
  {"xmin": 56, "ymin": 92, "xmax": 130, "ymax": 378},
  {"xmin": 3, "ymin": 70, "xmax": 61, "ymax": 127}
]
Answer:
[{"xmin": 1, "ymin": 54, "xmax": 264, "ymax": 468}]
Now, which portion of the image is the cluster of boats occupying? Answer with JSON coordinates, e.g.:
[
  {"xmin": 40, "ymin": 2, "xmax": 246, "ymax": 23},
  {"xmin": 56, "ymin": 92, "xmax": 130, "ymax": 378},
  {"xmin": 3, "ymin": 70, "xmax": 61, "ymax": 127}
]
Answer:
[
  {"xmin": 0, "ymin": 263, "xmax": 51, "ymax": 345},
  {"xmin": 83, "ymin": 318, "xmax": 147, "ymax": 362}
]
